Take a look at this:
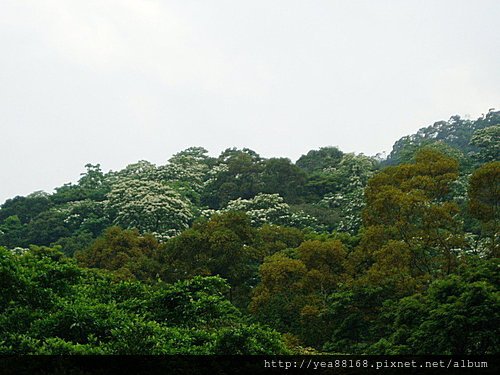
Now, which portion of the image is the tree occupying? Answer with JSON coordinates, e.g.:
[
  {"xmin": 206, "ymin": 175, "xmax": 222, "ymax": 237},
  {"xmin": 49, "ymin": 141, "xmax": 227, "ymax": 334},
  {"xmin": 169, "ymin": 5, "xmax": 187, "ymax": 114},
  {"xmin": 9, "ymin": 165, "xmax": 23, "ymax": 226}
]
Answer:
[
  {"xmin": 385, "ymin": 111, "xmax": 500, "ymax": 166},
  {"xmin": 158, "ymin": 147, "xmax": 212, "ymax": 205},
  {"xmin": 201, "ymin": 148, "xmax": 264, "ymax": 208},
  {"xmin": 468, "ymin": 162, "xmax": 499, "ymax": 257},
  {"xmin": 355, "ymin": 149, "xmax": 463, "ymax": 289},
  {"xmin": 0, "ymin": 247, "xmax": 288, "ymax": 354},
  {"xmin": 254, "ymin": 224, "xmax": 305, "ymax": 258},
  {"xmin": 250, "ymin": 253, "xmax": 307, "ymax": 334},
  {"xmin": 164, "ymin": 212, "xmax": 257, "ymax": 305},
  {"xmin": 317, "ymin": 188, "xmax": 365, "ymax": 233},
  {"xmin": 260, "ymin": 158, "xmax": 306, "ymax": 203},
  {"xmin": 250, "ymin": 239, "xmax": 347, "ymax": 347},
  {"xmin": 105, "ymin": 179, "xmax": 193, "ymax": 240},
  {"xmin": 0, "ymin": 192, "xmax": 52, "ymax": 224},
  {"xmin": 319, "ymin": 149, "xmax": 467, "ymax": 353},
  {"xmin": 0, "ymin": 216, "xmax": 27, "ymax": 248},
  {"xmin": 315, "ymin": 153, "xmax": 379, "ymax": 232},
  {"xmin": 57, "ymin": 199, "xmax": 111, "ymax": 238},
  {"xmin": 323, "ymin": 285, "xmax": 388, "ymax": 354},
  {"xmin": 25, "ymin": 210, "xmax": 71, "ymax": 247},
  {"xmin": 223, "ymin": 193, "xmax": 318, "ymax": 229},
  {"xmin": 77, "ymin": 164, "xmax": 110, "ymax": 201},
  {"xmin": 296, "ymin": 147, "xmax": 344, "ymax": 174},
  {"xmin": 108, "ymin": 160, "xmax": 158, "ymax": 182},
  {"xmin": 470, "ymin": 124, "xmax": 500, "ymax": 163},
  {"xmin": 75, "ymin": 226, "xmax": 162, "ymax": 281},
  {"xmin": 372, "ymin": 258, "xmax": 500, "ymax": 354}
]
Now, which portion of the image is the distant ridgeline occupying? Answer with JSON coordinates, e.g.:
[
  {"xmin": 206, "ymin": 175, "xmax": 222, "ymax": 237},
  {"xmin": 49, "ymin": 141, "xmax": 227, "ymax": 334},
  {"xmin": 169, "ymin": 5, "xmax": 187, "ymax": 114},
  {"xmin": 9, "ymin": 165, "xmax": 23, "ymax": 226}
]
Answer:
[
  {"xmin": 0, "ymin": 109, "xmax": 498, "ymax": 355},
  {"xmin": 385, "ymin": 109, "xmax": 499, "ymax": 165}
]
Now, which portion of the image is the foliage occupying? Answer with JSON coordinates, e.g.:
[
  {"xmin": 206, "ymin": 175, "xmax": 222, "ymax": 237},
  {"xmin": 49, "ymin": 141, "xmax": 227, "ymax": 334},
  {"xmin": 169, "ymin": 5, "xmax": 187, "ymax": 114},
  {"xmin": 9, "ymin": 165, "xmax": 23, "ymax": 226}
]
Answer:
[
  {"xmin": 250, "ymin": 239, "xmax": 347, "ymax": 347},
  {"xmin": 223, "ymin": 193, "xmax": 319, "ymax": 229},
  {"xmin": 386, "ymin": 110, "xmax": 500, "ymax": 165},
  {"xmin": 372, "ymin": 258, "xmax": 499, "ymax": 354},
  {"xmin": 0, "ymin": 247, "xmax": 288, "ymax": 354},
  {"xmin": 75, "ymin": 226, "xmax": 163, "ymax": 281},
  {"xmin": 260, "ymin": 158, "xmax": 307, "ymax": 203},
  {"xmin": 0, "ymin": 192, "xmax": 52, "ymax": 224},
  {"xmin": 296, "ymin": 146, "xmax": 344, "ymax": 173},
  {"xmin": 162, "ymin": 212, "xmax": 257, "ymax": 305},
  {"xmin": 1, "ymin": 109, "xmax": 498, "ymax": 355},
  {"xmin": 254, "ymin": 224, "xmax": 305, "ymax": 258},
  {"xmin": 201, "ymin": 148, "xmax": 264, "ymax": 209},
  {"xmin": 158, "ymin": 147, "xmax": 212, "ymax": 204},
  {"xmin": 470, "ymin": 125, "xmax": 500, "ymax": 163},
  {"xmin": 353, "ymin": 149, "xmax": 464, "ymax": 293},
  {"xmin": 468, "ymin": 162, "xmax": 499, "ymax": 257},
  {"xmin": 300, "ymin": 152, "xmax": 379, "ymax": 232},
  {"xmin": 105, "ymin": 178, "xmax": 193, "ymax": 240}
]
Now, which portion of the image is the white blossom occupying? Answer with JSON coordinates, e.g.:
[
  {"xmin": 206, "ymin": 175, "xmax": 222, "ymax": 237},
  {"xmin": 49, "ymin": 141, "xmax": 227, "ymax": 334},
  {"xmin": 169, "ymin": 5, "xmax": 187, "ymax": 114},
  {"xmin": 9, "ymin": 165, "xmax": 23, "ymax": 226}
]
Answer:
[
  {"xmin": 105, "ymin": 179, "xmax": 194, "ymax": 240},
  {"xmin": 222, "ymin": 193, "xmax": 318, "ymax": 229}
]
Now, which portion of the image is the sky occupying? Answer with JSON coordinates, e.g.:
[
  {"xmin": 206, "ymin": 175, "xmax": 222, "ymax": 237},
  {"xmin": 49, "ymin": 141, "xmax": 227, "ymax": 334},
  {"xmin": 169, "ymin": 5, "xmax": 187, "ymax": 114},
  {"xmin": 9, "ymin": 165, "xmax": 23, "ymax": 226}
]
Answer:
[{"xmin": 1, "ymin": 0, "xmax": 499, "ymax": 203}]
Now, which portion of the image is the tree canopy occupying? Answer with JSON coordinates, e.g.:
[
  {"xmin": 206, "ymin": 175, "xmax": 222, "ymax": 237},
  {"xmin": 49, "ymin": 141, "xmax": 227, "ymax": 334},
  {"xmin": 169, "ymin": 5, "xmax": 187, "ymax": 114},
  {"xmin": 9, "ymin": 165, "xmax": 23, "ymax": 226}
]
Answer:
[{"xmin": 1, "ymin": 110, "xmax": 498, "ymax": 355}]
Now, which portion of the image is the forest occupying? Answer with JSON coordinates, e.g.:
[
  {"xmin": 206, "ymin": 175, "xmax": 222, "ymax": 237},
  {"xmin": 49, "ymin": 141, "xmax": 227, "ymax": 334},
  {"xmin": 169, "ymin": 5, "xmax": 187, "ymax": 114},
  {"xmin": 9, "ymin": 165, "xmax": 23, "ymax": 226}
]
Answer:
[{"xmin": 0, "ymin": 110, "xmax": 498, "ymax": 355}]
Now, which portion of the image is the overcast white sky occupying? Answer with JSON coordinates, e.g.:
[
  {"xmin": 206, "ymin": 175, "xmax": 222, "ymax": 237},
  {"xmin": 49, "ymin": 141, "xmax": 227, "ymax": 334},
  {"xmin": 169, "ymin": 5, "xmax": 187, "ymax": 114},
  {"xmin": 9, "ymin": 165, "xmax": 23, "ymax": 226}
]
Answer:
[{"xmin": 1, "ymin": 0, "xmax": 499, "ymax": 203}]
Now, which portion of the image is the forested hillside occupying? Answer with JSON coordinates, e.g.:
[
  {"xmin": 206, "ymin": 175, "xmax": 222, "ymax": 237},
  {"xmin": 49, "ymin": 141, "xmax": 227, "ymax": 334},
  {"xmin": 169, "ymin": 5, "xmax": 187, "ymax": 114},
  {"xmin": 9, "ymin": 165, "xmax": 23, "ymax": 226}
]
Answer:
[{"xmin": 1, "ymin": 110, "xmax": 499, "ymax": 355}]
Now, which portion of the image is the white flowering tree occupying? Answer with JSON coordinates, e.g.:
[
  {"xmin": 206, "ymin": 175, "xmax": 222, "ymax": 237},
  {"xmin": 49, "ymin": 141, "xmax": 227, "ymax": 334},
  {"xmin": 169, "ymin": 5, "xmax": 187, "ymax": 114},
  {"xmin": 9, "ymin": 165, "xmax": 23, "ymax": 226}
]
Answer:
[
  {"xmin": 318, "ymin": 188, "xmax": 365, "ymax": 233},
  {"xmin": 107, "ymin": 160, "xmax": 159, "ymax": 182},
  {"xmin": 106, "ymin": 179, "xmax": 193, "ymax": 240},
  {"xmin": 316, "ymin": 153, "xmax": 378, "ymax": 233},
  {"xmin": 157, "ymin": 147, "xmax": 211, "ymax": 202},
  {"xmin": 470, "ymin": 125, "xmax": 500, "ymax": 163},
  {"xmin": 54, "ymin": 199, "xmax": 109, "ymax": 234},
  {"xmin": 223, "ymin": 193, "xmax": 318, "ymax": 229}
]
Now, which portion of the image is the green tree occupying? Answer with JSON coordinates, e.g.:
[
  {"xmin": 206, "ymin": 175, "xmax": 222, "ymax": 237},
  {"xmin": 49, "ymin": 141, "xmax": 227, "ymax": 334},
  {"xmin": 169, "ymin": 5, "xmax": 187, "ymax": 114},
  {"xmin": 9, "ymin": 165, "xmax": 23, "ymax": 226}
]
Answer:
[
  {"xmin": 202, "ymin": 148, "xmax": 264, "ymax": 208},
  {"xmin": 0, "ymin": 192, "xmax": 52, "ymax": 224},
  {"xmin": 385, "ymin": 111, "xmax": 500, "ymax": 166},
  {"xmin": 250, "ymin": 239, "xmax": 347, "ymax": 347},
  {"xmin": 468, "ymin": 162, "xmax": 499, "ymax": 257},
  {"xmin": 158, "ymin": 147, "xmax": 212, "ymax": 205},
  {"xmin": 296, "ymin": 147, "xmax": 344, "ymax": 173},
  {"xmin": 108, "ymin": 160, "xmax": 158, "ymax": 182},
  {"xmin": 25, "ymin": 210, "xmax": 71, "ymax": 247},
  {"xmin": 0, "ymin": 247, "xmax": 288, "ymax": 354},
  {"xmin": 255, "ymin": 224, "xmax": 305, "ymax": 258},
  {"xmin": 313, "ymin": 153, "xmax": 379, "ymax": 232},
  {"xmin": 164, "ymin": 212, "xmax": 257, "ymax": 304},
  {"xmin": 372, "ymin": 258, "xmax": 499, "ymax": 354},
  {"xmin": 0, "ymin": 216, "xmax": 27, "ymax": 248},
  {"xmin": 77, "ymin": 164, "xmax": 110, "ymax": 201},
  {"xmin": 260, "ymin": 158, "xmax": 306, "ymax": 203}
]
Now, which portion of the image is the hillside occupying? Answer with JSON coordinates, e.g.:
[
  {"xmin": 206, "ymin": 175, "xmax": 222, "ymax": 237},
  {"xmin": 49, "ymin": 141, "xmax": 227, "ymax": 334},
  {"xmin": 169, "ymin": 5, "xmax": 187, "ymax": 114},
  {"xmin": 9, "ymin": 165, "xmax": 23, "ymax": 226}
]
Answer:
[{"xmin": 0, "ymin": 110, "xmax": 498, "ymax": 355}]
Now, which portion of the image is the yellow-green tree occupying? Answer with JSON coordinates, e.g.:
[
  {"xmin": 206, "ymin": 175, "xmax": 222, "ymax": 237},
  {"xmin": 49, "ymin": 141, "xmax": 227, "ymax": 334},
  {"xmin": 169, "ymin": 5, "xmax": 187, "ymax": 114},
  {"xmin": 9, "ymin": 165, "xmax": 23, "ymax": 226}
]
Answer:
[
  {"xmin": 350, "ymin": 149, "xmax": 464, "ymax": 296},
  {"xmin": 163, "ymin": 212, "xmax": 257, "ymax": 304},
  {"xmin": 250, "ymin": 239, "xmax": 347, "ymax": 347},
  {"xmin": 75, "ymin": 226, "xmax": 162, "ymax": 281}
]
